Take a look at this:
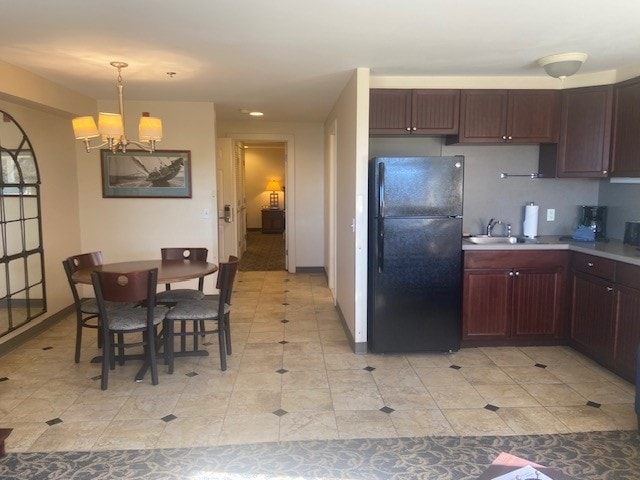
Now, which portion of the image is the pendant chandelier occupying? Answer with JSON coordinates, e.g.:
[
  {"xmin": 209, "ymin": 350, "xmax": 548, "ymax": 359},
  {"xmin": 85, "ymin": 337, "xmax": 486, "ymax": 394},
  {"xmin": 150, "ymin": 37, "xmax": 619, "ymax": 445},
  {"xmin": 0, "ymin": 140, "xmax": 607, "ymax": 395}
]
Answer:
[{"xmin": 72, "ymin": 61, "xmax": 162, "ymax": 153}]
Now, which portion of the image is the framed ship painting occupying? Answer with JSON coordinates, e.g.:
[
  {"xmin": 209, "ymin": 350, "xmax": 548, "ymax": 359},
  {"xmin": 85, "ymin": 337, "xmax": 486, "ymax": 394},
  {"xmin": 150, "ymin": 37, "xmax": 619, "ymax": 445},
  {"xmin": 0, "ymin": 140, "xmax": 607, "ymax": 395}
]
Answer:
[{"xmin": 101, "ymin": 149, "xmax": 191, "ymax": 198}]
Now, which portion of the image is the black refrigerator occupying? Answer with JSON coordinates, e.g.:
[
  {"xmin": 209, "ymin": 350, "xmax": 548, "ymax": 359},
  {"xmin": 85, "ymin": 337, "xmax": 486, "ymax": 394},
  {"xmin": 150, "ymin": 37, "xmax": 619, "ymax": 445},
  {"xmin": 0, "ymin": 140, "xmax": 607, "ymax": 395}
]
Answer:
[{"xmin": 368, "ymin": 156, "xmax": 464, "ymax": 353}]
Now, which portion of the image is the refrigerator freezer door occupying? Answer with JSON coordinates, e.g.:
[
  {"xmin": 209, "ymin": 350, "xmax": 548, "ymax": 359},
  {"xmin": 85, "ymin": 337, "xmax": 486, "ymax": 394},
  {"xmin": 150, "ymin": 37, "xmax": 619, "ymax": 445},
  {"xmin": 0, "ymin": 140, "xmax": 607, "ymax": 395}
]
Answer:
[
  {"xmin": 372, "ymin": 157, "xmax": 463, "ymax": 218},
  {"xmin": 368, "ymin": 217, "xmax": 462, "ymax": 353}
]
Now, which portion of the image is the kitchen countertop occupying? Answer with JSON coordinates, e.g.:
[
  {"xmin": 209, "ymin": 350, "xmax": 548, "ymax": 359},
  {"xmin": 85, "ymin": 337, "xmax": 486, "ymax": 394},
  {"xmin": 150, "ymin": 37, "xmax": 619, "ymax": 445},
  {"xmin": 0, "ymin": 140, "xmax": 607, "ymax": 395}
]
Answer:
[{"xmin": 462, "ymin": 235, "xmax": 640, "ymax": 267}]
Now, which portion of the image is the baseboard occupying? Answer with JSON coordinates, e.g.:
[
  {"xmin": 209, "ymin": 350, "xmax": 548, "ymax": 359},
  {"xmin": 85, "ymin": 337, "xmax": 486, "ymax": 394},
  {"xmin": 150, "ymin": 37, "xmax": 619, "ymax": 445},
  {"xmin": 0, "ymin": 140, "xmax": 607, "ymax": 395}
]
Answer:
[
  {"xmin": 335, "ymin": 300, "xmax": 367, "ymax": 354},
  {"xmin": 0, "ymin": 305, "xmax": 74, "ymax": 357},
  {"xmin": 295, "ymin": 266, "xmax": 325, "ymax": 274}
]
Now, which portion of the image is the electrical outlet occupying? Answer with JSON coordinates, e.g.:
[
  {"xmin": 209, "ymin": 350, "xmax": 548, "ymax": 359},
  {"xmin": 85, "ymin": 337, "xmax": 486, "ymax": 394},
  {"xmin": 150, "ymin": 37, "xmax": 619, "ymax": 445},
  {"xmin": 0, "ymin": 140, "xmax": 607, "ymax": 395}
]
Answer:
[
  {"xmin": 203, "ymin": 208, "xmax": 210, "ymax": 219},
  {"xmin": 546, "ymin": 208, "xmax": 555, "ymax": 221}
]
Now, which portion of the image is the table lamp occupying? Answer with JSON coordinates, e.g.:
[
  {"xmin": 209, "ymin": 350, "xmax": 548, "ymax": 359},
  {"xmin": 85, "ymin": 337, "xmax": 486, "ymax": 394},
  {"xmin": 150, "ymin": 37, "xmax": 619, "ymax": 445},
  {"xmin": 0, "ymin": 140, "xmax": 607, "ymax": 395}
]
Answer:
[{"xmin": 266, "ymin": 180, "xmax": 282, "ymax": 209}]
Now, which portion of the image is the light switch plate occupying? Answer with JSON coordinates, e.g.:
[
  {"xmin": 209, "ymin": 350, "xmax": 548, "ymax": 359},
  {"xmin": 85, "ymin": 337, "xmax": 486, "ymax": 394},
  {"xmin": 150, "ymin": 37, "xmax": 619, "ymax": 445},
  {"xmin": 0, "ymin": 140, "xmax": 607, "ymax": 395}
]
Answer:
[{"xmin": 546, "ymin": 208, "xmax": 555, "ymax": 221}]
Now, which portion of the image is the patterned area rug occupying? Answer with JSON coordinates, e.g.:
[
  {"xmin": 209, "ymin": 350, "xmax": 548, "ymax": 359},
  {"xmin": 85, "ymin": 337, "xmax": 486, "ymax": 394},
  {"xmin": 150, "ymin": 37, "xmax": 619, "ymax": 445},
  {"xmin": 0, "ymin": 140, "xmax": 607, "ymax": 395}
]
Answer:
[
  {"xmin": 1, "ymin": 431, "xmax": 639, "ymax": 479},
  {"xmin": 239, "ymin": 231, "xmax": 286, "ymax": 271}
]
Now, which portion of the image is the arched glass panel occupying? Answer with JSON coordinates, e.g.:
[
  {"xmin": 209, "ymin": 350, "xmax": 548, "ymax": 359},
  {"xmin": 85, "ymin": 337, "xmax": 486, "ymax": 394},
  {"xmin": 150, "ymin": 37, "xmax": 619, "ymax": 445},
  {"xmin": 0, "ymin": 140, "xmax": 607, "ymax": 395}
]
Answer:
[{"xmin": 0, "ymin": 110, "xmax": 46, "ymax": 336}]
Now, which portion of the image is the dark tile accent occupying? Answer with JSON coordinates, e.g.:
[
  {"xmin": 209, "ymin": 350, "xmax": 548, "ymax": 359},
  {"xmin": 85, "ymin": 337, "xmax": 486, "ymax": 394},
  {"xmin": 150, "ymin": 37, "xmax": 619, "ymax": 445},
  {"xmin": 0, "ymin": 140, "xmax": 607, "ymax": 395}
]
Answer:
[
  {"xmin": 279, "ymin": 340, "xmax": 289, "ymax": 345},
  {"xmin": 276, "ymin": 368, "xmax": 288, "ymax": 374},
  {"xmin": 535, "ymin": 363, "xmax": 547, "ymax": 369},
  {"xmin": 587, "ymin": 401, "xmax": 601, "ymax": 408},
  {"xmin": 281, "ymin": 320, "xmax": 290, "ymax": 324},
  {"xmin": 91, "ymin": 375, "xmax": 101, "ymax": 381},
  {"xmin": 203, "ymin": 342, "xmax": 213, "ymax": 346},
  {"xmin": 450, "ymin": 365, "xmax": 462, "ymax": 370},
  {"xmin": 273, "ymin": 409, "xmax": 288, "ymax": 417},
  {"xmin": 282, "ymin": 303, "xmax": 290, "ymax": 306},
  {"xmin": 484, "ymin": 404, "xmax": 499, "ymax": 412},
  {"xmin": 42, "ymin": 346, "xmax": 53, "ymax": 351},
  {"xmin": 0, "ymin": 377, "xmax": 8, "ymax": 382},
  {"xmin": 380, "ymin": 406, "xmax": 395, "ymax": 414},
  {"xmin": 46, "ymin": 418, "xmax": 62, "ymax": 426},
  {"xmin": 185, "ymin": 372, "xmax": 198, "ymax": 377},
  {"xmin": 162, "ymin": 414, "xmax": 177, "ymax": 423},
  {"xmin": 363, "ymin": 366, "xmax": 375, "ymax": 372}
]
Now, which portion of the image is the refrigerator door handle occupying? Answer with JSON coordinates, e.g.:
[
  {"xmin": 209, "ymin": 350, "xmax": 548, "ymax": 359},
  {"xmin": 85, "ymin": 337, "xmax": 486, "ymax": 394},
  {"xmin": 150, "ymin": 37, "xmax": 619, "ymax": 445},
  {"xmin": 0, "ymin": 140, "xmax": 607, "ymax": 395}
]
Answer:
[{"xmin": 378, "ymin": 162, "xmax": 385, "ymax": 273}]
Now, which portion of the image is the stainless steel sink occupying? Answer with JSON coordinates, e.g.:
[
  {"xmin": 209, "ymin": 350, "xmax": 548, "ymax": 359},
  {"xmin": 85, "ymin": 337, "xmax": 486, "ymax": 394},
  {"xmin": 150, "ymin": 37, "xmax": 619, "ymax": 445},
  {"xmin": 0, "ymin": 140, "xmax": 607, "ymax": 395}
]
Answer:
[{"xmin": 464, "ymin": 235, "xmax": 519, "ymax": 244}]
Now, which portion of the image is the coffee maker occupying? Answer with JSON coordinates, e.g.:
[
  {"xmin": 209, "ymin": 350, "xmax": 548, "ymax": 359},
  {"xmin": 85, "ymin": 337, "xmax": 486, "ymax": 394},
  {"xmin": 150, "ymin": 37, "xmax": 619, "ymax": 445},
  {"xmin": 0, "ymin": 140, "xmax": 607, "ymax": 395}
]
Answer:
[{"xmin": 579, "ymin": 206, "xmax": 607, "ymax": 240}]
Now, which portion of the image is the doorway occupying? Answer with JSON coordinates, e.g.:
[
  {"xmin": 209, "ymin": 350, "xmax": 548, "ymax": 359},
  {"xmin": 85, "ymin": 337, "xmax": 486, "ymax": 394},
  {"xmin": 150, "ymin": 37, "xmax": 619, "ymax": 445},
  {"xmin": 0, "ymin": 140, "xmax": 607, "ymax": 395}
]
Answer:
[{"xmin": 238, "ymin": 141, "xmax": 287, "ymax": 271}]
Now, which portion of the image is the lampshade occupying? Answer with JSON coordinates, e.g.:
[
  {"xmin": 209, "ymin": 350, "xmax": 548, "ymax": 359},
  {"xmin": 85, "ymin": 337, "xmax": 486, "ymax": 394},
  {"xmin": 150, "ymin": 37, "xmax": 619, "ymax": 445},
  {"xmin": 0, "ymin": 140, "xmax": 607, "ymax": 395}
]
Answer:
[
  {"xmin": 72, "ymin": 116, "xmax": 99, "ymax": 140},
  {"xmin": 98, "ymin": 112, "xmax": 124, "ymax": 138},
  {"xmin": 138, "ymin": 116, "xmax": 163, "ymax": 141},
  {"xmin": 266, "ymin": 180, "xmax": 282, "ymax": 191},
  {"xmin": 537, "ymin": 52, "xmax": 588, "ymax": 79}
]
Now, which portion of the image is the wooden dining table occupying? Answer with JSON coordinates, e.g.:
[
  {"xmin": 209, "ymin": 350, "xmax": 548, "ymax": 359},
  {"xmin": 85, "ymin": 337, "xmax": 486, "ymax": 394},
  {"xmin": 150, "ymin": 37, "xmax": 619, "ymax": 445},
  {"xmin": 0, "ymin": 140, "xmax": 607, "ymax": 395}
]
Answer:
[{"xmin": 72, "ymin": 258, "xmax": 219, "ymax": 382}]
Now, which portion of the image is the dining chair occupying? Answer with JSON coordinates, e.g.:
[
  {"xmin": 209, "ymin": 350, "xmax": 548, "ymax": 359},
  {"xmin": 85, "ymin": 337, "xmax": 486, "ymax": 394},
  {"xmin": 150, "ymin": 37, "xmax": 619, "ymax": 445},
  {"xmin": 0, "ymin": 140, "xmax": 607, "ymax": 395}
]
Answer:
[
  {"xmin": 91, "ymin": 268, "xmax": 168, "ymax": 390},
  {"xmin": 62, "ymin": 251, "xmax": 104, "ymax": 363},
  {"xmin": 156, "ymin": 247, "xmax": 208, "ymax": 303},
  {"xmin": 164, "ymin": 256, "xmax": 239, "ymax": 372}
]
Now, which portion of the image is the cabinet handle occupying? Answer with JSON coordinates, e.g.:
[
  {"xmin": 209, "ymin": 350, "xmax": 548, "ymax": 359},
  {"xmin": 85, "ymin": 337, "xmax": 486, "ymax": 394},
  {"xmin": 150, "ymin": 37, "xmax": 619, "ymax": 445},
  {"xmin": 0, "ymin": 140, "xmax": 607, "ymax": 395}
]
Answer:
[
  {"xmin": 606, "ymin": 286, "xmax": 614, "ymax": 292},
  {"xmin": 602, "ymin": 170, "xmax": 608, "ymax": 174},
  {"xmin": 406, "ymin": 127, "xmax": 411, "ymax": 131},
  {"xmin": 515, "ymin": 271, "xmax": 520, "ymax": 276},
  {"xmin": 587, "ymin": 262, "xmax": 594, "ymax": 267},
  {"xmin": 501, "ymin": 135, "xmax": 507, "ymax": 140},
  {"xmin": 509, "ymin": 271, "xmax": 514, "ymax": 276},
  {"xmin": 507, "ymin": 136, "xmax": 513, "ymax": 140},
  {"xmin": 412, "ymin": 127, "xmax": 416, "ymax": 131}
]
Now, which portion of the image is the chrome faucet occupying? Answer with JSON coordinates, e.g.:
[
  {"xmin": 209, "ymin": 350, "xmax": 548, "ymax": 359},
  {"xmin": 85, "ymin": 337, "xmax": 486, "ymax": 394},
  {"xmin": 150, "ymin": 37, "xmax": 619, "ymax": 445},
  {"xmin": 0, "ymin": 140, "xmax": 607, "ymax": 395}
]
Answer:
[
  {"xmin": 487, "ymin": 218, "xmax": 512, "ymax": 237},
  {"xmin": 486, "ymin": 218, "xmax": 501, "ymax": 236}
]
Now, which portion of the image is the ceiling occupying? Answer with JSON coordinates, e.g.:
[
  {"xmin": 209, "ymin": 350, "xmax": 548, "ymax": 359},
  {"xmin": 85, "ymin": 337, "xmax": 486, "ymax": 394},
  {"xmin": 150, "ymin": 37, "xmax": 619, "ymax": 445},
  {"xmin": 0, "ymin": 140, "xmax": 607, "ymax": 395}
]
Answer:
[{"xmin": 1, "ymin": 1, "xmax": 639, "ymax": 122}]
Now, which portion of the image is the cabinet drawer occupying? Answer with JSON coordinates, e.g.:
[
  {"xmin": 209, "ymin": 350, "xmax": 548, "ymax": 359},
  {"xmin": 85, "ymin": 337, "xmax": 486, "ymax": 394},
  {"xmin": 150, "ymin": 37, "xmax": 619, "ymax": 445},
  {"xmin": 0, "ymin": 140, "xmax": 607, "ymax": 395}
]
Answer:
[
  {"xmin": 571, "ymin": 252, "xmax": 615, "ymax": 281},
  {"xmin": 465, "ymin": 250, "xmax": 566, "ymax": 269},
  {"xmin": 616, "ymin": 262, "xmax": 640, "ymax": 289}
]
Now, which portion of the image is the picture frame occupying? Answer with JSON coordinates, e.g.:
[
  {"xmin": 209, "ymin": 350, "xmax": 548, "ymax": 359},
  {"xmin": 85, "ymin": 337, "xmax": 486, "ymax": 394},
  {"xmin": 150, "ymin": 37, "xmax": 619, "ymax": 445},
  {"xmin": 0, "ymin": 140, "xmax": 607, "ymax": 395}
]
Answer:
[{"xmin": 101, "ymin": 149, "xmax": 191, "ymax": 198}]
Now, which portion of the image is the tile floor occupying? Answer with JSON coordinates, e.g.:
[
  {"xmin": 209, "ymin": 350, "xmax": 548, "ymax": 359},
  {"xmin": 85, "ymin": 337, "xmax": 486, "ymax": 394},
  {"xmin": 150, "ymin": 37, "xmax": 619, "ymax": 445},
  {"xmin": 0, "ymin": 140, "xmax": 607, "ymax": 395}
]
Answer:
[{"xmin": 0, "ymin": 270, "xmax": 636, "ymax": 452}]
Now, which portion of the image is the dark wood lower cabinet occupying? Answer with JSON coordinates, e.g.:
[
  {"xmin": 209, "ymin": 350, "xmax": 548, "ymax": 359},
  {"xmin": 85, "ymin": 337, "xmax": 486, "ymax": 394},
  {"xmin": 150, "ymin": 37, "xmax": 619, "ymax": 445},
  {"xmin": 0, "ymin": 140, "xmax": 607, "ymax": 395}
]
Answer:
[
  {"xmin": 261, "ymin": 209, "xmax": 285, "ymax": 234},
  {"xmin": 462, "ymin": 251, "xmax": 567, "ymax": 346}
]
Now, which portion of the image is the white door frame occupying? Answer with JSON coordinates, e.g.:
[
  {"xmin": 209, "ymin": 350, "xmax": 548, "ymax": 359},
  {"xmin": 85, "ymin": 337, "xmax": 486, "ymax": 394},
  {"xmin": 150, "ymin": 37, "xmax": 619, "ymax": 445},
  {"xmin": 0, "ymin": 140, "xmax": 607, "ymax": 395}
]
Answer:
[
  {"xmin": 327, "ymin": 120, "xmax": 338, "ymax": 302},
  {"xmin": 228, "ymin": 133, "xmax": 296, "ymax": 273}
]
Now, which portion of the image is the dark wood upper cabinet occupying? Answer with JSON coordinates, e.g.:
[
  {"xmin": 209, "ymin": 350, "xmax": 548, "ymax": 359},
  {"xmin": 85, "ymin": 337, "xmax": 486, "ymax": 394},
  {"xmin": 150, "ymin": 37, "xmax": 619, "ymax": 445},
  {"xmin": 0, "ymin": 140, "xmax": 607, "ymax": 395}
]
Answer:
[
  {"xmin": 539, "ymin": 85, "xmax": 613, "ymax": 178},
  {"xmin": 453, "ymin": 89, "xmax": 560, "ymax": 144},
  {"xmin": 369, "ymin": 88, "xmax": 459, "ymax": 135},
  {"xmin": 611, "ymin": 76, "xmax": 640, "ymax": 177}
]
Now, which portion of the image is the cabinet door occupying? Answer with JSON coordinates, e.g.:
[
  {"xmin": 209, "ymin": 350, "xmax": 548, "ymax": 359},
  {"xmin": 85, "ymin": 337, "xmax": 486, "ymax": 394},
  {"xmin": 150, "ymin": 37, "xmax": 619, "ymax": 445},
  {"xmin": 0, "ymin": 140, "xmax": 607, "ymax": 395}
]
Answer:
[
  {"xmin": 611, "ymin": 77, "xmax": 640, "ymax": 176},
  {"xmin": 507, "ymin": 90, "xmax": 560, "ymax": 143},
  {"xmin": 613, "ymin": 285, "xmax": 640, "ymax": 381},
  {"xmin": 512, "ymin": 267, "xmax": 562, "ymax": 338},
  {"xmin": 458, "ymin": 90, "xmax": 509, "ymax": 143},
  {"xmin": 570, "ymin": 272, "xmax": 616, "ymax": 363},
  {"xmin": 463, "ymin": 268, "xmax": 511, "ymax": 339},
  {"xmin": 412, "ymin": 89, "xmax": 460, "ymax": 134},
  {"xmin": 556, "ymin": 86, "xmax": 613, "ymax": 178},
  {"xmin": 369, "ymin": 89, "xmax": 412, "ymax": 135}
]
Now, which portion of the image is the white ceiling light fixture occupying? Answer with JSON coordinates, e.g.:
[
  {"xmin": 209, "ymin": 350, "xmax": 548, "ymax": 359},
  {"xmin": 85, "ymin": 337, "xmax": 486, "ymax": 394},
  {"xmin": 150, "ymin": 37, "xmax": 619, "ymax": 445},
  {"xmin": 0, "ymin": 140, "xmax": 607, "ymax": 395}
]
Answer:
[
  {"xmin": 249, "ymin": 111, "xmax": 264, "ymax": 117},
  {"xmin": 537, "ymin": 52, "xmax": 588, "ymax": 79},
  {"xmin": 72, "ymin": 62, "xmax": 162, "ymax": 153}
]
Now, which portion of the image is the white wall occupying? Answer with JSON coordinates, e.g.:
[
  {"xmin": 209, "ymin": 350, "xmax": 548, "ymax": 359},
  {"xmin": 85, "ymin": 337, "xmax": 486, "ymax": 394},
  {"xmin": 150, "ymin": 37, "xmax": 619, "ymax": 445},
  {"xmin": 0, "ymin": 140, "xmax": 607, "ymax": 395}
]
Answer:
[
  {"xmin": 216, "ymin": 120, "xmax": 324, "ymax": 268},
  {"xmin": 324, "ymin": 68, "xmax": 370, "ymax": 349}
]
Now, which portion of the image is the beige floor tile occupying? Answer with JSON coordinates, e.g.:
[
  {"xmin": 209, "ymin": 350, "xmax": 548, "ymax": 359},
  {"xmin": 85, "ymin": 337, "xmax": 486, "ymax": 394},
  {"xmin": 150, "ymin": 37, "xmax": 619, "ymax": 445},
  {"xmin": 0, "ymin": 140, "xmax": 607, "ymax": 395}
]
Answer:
[
  {"xmin": 335, "ymin": 410, "xmax": 397, "ymax": 439},
  {"xmin": 61, "ymin": 395, "xmax": 128, "ymax": 422},
  {"xmin": 443, "ymin": 408, "xmax": 514, "ymax": 436},
  {"xmin": 547, "ymin": 405, "xmax": 625, "ymax": 432},
  {"xmin": 246, "ymin": 330, "xmax": 285, "ymax": 344},
  {"xmin": 92, "ymin": 419, "xmax": 166, "ymax": 450},
  {"xmin": 518, "ymin": 346, "xmax": 583, "ymax": 365},
  {"xmin": 480, "ymin": 347, "xmax": 534, "ymax": 366},
  {"xmin": 372, "ymin": 369, "xmax": 425, "ymax": 390},
  {"xmin": 29, "ymin": 420, "xmax": 109, "ymax": 452},
  {"xmin": 379, "ymin": 386, "xmax": 438, "ymax": 411},
  {"xmin": 279, "ymin": 411, "xmax": 339, "ymax": 441},
  {"xmin": 521, "ymin": 383, "xmax": 587, "ymax": 407},
  {"xmin": 459, "ymin": 366, "xmax": 516, "ymax": 385},
  {"xmin": 181, "ymin": 371, "xmax": 237, "ymax": 395},
  {"xmin": 446, "ymin": 348, "xmax": 494, "ymax": 367},
  {"xmin": 332, "ymin": 386, "xmax": 385, "ymax": 411},
  {"xmin": 3, "ymin": 421, "xmax": 49, "ymax": 452},
  {"xmin": 282, "ymin": 370, "xmax": 329, "ymax": 390},
  {"xmin": 598, "ymin": 403, "xmax": 638, "ymax": 430},
  {"xmin": 173, "ymin": 393, "xmax": 231, "ymax": 417},
  {"xmin": 234, "ymin": 371, "xmax": 283, "ymax": 391},
  {"xmin": 546, "ymin": 364, "xmax": 611, "ymax": 384},
  {"xmin": 155, "ymin": 416, "xmax": 224, "ymax": 448},
  {"xmin": 321, "ymin": 341, "xmax": 353, "ymax": 353},
  {"xmin": 414, "ymin": 366, "xmax": 468, "ymax": 387},
  {"xmin": 324, "ymin": 352, "xmax": 368, "ymax": 370},
  {"xmin": 281, "ymin": 388, "xmax": 333, "ymax": 412},
  {"xmin": 474, "ymin": 384, "xmax": 541, "ymax": 408},
  {"xmin": 390, "ymin": 410, "xmax": 456, "ymax": 436},
  {"xmin": 218, "ymin": 413, "xmax": 280, "ymax": 445},
  {"xmin": 501, "ymin": 365, "xmax": 564, "ymax": 384},
  {"xmin": 5, "ymin": 394, "xmax": 78, "ymax": 423},
  {"xmin": 284, "ymin": 341, "xmax": 324, "ymax": 355},
  {"xmin": 114, "ymin": 393, "xmax": 181, "ymax": 420},
  {"xmin": 282, "ymin": 352, "xmax": 325, "ymax": 371},
  {"xmin": 428, "ymin": 384, "xmax": 487, "ymax": 409},
  {"xmin": 497, "ymin": 407, "xmax": 571, "ymax": 434},
  {"xmin": 567, "ymin": 382, "xmax": 635, "ymax": 404},
  {"xmin": 328, "ymin": 369, "xmax": 378, "ymax": 391},
  {"xmin": 364, "ymin": 354, "xmax": 411, "ymax": 370},
  {"xmin": 239, "ymin": 354, "xmax": 283, "ymax": 373},
  {"xmin": 226, "ymin": 389, "xmax": 281, "ymax": 414},
  {"xmin": 286, "ymin": 330, "xmax": 321, "ymax": 343}
]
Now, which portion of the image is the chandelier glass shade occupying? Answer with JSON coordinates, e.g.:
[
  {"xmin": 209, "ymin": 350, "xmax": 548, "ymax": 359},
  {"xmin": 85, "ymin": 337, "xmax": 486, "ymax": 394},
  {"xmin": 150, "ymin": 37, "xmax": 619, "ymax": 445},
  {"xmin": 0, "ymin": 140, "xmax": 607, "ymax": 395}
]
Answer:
[{"xmin": 72, "ymin": 62, "xmax": 162, "ymax": 153}]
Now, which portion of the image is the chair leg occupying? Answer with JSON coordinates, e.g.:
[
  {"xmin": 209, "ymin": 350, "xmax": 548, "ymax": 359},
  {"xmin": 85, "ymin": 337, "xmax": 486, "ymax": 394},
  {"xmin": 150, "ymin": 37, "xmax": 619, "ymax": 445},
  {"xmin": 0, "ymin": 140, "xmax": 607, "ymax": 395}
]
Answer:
[
  {"xmin": 117, "ymin": 333, "xmax": 125, "ymax": 365},
  {"xmin": 101, "ymin": 331, "xmax": 111, "ymax": 390},
  {"xmin": 147, "ymin": 328, "xmax": 158, "ymax": 386},
  {"xmin": 75, "ymin": 311, "xmax": 83, "ymax": 363},
  {"xmin": 193, "ymin": 320, "xmax": 199, "ymax": 351},
  {"xmin": 166, "ymin": 321, "xmax": 175, "ymax": 374},
  {"xmin": 224, "ymin": 313, "xmax": 232, "ymax": 355},
  {"xmin": 199, "ymin": 319, "xmax": 206, "ymax": 338},
  {"xmin": 180, "ymin": 320, "xmax": 186, "ymax": 352},
  {"xmin": 217, "ymin": 318, "xmax": 227, "ymax": 371}
]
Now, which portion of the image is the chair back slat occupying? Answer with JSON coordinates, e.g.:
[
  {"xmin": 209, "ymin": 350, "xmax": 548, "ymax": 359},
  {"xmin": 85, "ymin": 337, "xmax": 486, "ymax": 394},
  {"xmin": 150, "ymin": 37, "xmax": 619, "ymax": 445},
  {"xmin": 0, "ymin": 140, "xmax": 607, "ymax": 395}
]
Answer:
[
  {"xmin": 92, "ymin": 269, "xmax": 158, "ymax": 304},
  {"xmin": 67, "ymin": 251, "xmax": 104, "ymax": 273},
  {"xmin": 216, "ymin": 255, "xmax": 239, "ymax": 290},
  {"xmin": 161, "ymin": 248, "xmax": 208, "ymax": 261},
  {"xmin": 217, "ymin": 257, "xmax": 239, "ymax": 307}
]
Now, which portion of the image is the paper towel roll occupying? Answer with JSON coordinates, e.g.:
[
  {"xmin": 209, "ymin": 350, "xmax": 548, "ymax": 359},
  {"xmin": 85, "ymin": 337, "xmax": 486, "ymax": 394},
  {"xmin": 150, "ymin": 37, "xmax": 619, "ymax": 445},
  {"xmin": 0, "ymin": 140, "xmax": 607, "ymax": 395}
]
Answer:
[{"xmin": 523, "ymin": 203, "xmax": 539, "ymax": 238}]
